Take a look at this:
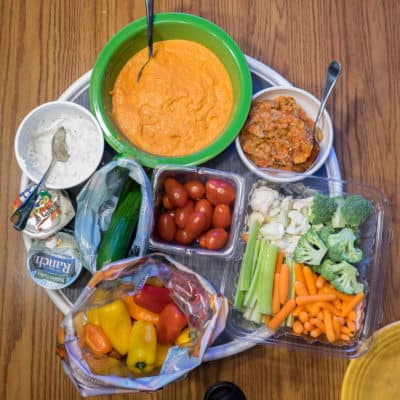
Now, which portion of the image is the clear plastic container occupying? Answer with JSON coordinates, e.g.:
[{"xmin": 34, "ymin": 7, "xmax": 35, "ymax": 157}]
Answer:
[
  {"xmin": 149, "ymin": 165, "xmax": 245, "ymax": 258},
  {"xmin": 220, "ymin": 174, "xmax": 392, "ymax": 358}
]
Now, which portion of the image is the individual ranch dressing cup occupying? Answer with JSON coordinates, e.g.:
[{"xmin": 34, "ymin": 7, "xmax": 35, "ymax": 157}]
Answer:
[{"xmin": 15, "ymin": 101, "xmax": 104, "ymax": 190}]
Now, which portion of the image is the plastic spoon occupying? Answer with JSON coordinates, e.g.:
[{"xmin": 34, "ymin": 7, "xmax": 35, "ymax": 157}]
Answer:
[
  {"xmin": 10, "ymin": 126, "xmax": 70, "ymax": 231},
  {"xmin": 136, "ymin": 0, "xmax": 154, "ymax": 83},
  {"xmin": 311, "ymin": 60, "xmax": 342, "ymax": 141}
]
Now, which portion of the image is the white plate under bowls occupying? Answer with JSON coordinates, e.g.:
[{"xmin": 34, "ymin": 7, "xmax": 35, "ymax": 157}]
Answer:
[{"xmin": 235, "ymin": 86, "xmax": 334, "ymax": 183}]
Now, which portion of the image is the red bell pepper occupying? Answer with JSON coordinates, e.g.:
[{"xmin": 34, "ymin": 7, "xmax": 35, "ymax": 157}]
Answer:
[
  {"xmin": 156, "ymin": 303, "xmax": 188, "ymax": 345},
  {"xmin": 134, "ymin": 284, "xmax": 172, "ymax": 313}
]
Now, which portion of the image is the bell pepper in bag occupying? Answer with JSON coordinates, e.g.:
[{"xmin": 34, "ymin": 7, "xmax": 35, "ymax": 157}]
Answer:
[
  {"xmin": 134, "ymin": 284, "xmax": 172, "ymax": 313},
  {"xmin": 82, "ymin": 323, "xmax": 113, "ymax": 356},
  {"xmin": 122, "ymin": 296, "xmax": 160, "ymax": 324},
  {"xmin": 96, "ymin": 299, "xmax": 132, "ymax": 355},
  {"xmin": 156, "ymin": 303, "xmax": 188, "ymax": 345},
  {"xmin": 127, "ymin": 320, "xmax": 157, "ymax": 375},
  {"xmin": 154, "ymin": 344, "xmax": 170, "ymax": 368}
]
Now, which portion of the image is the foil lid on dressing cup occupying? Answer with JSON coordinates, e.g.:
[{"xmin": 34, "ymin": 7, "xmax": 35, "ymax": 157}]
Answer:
[
  {"xmin": 27, "ymin": 232, "xmax": 83, "ymax": 290},
  {"xmin": 12, "ymin": 184, "xmax": 75, "ymax": 239}
]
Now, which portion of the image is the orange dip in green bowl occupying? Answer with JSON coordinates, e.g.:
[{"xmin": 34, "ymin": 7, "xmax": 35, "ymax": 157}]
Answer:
[{"xmin": 90, "ymin": 12, "xmax": 252, "ymax": 168}]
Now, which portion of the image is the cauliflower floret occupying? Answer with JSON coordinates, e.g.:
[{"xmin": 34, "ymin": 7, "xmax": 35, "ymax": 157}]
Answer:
[
  {"xmin": 292, "ymin": 197, "xmax": 313, "ymax": 213},
  {"xmin": 260, "ymin": 221, "xmax": 285, "ymax": 240},
  {"xmin": 250, "ymin": 187, "xmax": 280, "ymax": 215},
  {"xmin": 273, "ymin": 235, "xmax": 302, "ymax": 257},
  {"xmin": 286, "ymin": 210, "xmax": 310, "ymax": 235},
  {"xmin": 279, "ymin": 196, "xmax": 293, "ymax": 227},
  {"xmin": 268, "ymin": 207, "xmax": 281, "ymax": 217},
  {"xmin": 247, "ymin": 211, "xmax": 264, "ymax": 228}
]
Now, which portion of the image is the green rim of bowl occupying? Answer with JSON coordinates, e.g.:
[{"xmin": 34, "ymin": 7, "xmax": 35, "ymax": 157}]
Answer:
[{"xmin": 90, "ymin": 12, "xmax": 252, "ymax": 168}]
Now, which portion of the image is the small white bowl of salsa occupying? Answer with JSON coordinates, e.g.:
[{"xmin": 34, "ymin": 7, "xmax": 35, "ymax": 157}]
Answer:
[{"xmin": 235, "ymin": 86, "xmax": 334, "ymax": 183}]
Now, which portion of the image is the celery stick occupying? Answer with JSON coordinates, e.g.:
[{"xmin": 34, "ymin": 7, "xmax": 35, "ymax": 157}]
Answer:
[
  {"xmin": 252, "ymin": 239, "xmax": 261, "ymax": 276},
  {"xmin": 238, "ymin": 220, "xmax": 261, "ymax": 291},
  {"xmin": 285, "ymin": 257, "xmax": 296, "ymax": 327},
  {"xmin": 249, "ymin": 302, "xmax": 263, "ymax": 324},
  {"xmin": 243, "ymin": 239, "xmax": 267, "ymax": 308},
  {"xmin": 257, "ymin": 241, "xmax": 279, "ymax": 315},
  {"xmin": 234, "ymin": 221, "xmax": 261, "ymax": 309}
]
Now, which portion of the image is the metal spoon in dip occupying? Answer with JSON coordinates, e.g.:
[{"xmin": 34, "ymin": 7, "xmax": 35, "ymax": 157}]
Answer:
[
  {"xmin": 10, "ymin": 126, "xmax": 70, "ymax": 231},
  {"xmin": 136, "ymin": 0, "xmax": 154, "ymax": 83},
  {"xmin": 311, "ymin": 60, "xmax": 342, "ymax": 141}
]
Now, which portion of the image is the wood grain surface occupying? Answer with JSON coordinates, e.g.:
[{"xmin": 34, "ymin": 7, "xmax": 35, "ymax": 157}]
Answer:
[{"xmin": 1, "ymin": 1, "xmax": 399, "ymax": 399}]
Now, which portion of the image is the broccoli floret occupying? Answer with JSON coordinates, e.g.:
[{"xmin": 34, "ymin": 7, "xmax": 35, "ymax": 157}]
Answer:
[
  {"xmin": 294, "ymin": 227, "xmax": 327, "ymax": 267},
  {"xmin": 331, "ymin": 196, "xmax": 346, "ymax": 228},
  {"xmin": 326, "ymin": 227, "xmax": 363, "ymax": 263},
  {"xmin": 342, "ymin": 194, "xmax": 374, "ymax": 228},
  {"xmin": 309, "ymin": 194, "xmax": 337, "ymax": 225},
  {"xmin": 319, "ymin": 225, "xmax": 335, "ymax": 244},
  {"xmin": 320, "ymin": 259, "xmax": 364, "ymax": 294}
]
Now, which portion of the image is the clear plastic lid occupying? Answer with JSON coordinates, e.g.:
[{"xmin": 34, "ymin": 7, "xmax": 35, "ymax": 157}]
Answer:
[
  {"xmin": 220, "ymin": 174, "xmax": 392, "ymax": 358},
  {"xmin": 149, "ymin": 165, "xmax": 245, "ymax": 259}
]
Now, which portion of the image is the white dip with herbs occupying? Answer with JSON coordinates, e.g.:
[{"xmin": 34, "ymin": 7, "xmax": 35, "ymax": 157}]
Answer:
[{"xmin": 27, "ymin": 116, "xmax": 103, "ymax": 188}]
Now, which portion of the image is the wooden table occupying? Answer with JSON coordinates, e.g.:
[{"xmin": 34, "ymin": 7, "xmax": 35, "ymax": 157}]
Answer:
[{"xmin": 1, "ymin": 1, "xmax": 399, "ymax": 399}]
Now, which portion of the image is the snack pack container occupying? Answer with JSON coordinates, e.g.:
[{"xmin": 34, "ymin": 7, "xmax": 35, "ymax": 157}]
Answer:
[
  {"xmin": 149, "ymin": 165, "xmax": 245, "ymax": 258},
  {"xmin": 221, "ymin": 174, "xmax": 392, "ymax": 358},
  {"xmin": 57, "ymin": 253, "xmax": 228, "ymax": 396},
  {"xmin": 74, "ymin": 157, "xmax": 153, "ymax": 273}
]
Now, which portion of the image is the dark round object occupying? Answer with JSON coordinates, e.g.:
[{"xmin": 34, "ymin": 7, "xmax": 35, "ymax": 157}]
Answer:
[{"xmin": 204, "ymin": 381, "xmax": 246, "ymax": 400}]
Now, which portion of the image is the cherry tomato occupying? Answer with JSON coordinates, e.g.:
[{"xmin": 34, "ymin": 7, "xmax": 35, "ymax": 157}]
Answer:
[
  {"xmin": 194, "ymin": 199, "xmax": 213, "ymax": 230},
  {"xmin": 175, "ymin": 200, "xmax": 194, "ymax": 229},
  {"xmin": 184, "ymin": 180, "xmax": 205, "ymax": 200},
  {"xmin": 212, "ymin": 204, "xmax": 231, "ymax": 229},
  {"xmin": 185, "ymin": 212, "xmax": 207, "ymax": 238},
  {"xmin": 157, "ymin": 213, "xmax": 176, "ymax": 242},
  {"xmin": 199, "ymin": 233, "xmax": 207, "ymax": 249},
  {"xmin": 205, "ymin": 179, "xmax": 236, "ymax": 206},
  {"xmin": 175, "ymin": 228, "xmax": 195, "ymax": 245},
  {"xmin": 162, "ymin": 194, "xmax": 174, "ymax": 210},
  {"xmin": 205, "ymin": 228, "xmax": 229, "ymax": 250},
  {"xmin": 167, "ymin": 209, "xmax": 176, "ymax": 219},
  {"xmin": 164, "ymin": 178, "xmax": 188, "ymax": 208}
]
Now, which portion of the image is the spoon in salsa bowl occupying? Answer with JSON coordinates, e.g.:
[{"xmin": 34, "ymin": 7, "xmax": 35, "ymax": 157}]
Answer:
[
  {"xmin": 311, "ymin": 60, "xmax": 342, "ymax": 141},
  {"xmin": 136, "ymin": 0, "xmax": 154, "ymax": 83}
]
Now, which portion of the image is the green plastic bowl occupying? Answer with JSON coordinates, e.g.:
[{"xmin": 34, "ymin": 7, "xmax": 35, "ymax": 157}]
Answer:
[{"xmin": 90, "ymin": 12, "xmax": 252, "ymax": 168}]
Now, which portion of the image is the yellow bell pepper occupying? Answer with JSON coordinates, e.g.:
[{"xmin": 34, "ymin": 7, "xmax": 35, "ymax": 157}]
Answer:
[
  {"xmin": 86, "ymin": 307, "xmax": 101, "ymax": 326},
  {"xmin": 174, "ymin": 327, "xmax": 196, "ymax": 346},
  {"xmin": 96, "ymin": 299, "xmax": 132, "ymax": 355},
  {"xmin": 154, "ymin": 344, "xmax": 170, "ymax": 368},
  {"xmin": 127, "ymin": 320, "xmax": 157, "ymax": 375}
]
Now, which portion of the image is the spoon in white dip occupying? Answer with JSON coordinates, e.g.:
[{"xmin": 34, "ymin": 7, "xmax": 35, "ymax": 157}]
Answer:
[{"xmin": 10, "ymin": 126, "xmax": 70, "ymax": 231}]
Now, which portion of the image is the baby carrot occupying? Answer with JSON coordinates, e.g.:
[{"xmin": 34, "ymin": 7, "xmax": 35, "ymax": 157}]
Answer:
[
  {"xmin": 342, "ymin": 292, "xmax": 364, "ymax": 317},
  {"xmin": 292, "ymin": 306, "xmax": 304, "ymax": 317},
  {"xmin": 323, "ymin": 309, "xmax": 336, "ymax": 343},
  {"xmin": 346, "ymin": 319, "xmax": 356, "ymax": 333},
  {"xmin": 340, "ymin": 333, "xmax": 351, "ymax": 341},
  {"xmin": 315, "ymin": 275, "xmax": 326, "ymax": 289},
  {"xmin": 303, "ymin": 266, "xmax": 317, "ymax": 295},
  {"xmin": 279, "ymin": 264, "xmax": 290, "ymax": 305},
  {"xmin": 332, "ymin": 316, "xmax": 341, "ymax": 338},
  {"xmin": 296, "ymin": 294, "xmax": 336, "ymax": 306},
  {"xmin": 264, "ymin": 314, "xmax": 272, "ymax": 325},
  {"xmin": 293, "ymin": 320, "xmax": 304, "ymax": 334},
  {"xmin": 316, "ymin": 302, "xmax": 341, "ymax": 316},
  {"xmin": 294, "ymin": 263, "xmax": 307, "ymax": 286},
  {"xmin": 294, "ymin": 281, "xmax": 309, "ymax": 296},
  {"xmin": 305, "ymin": 303, "xmax": 321, "ymax": 316},
  {"xmin": 272, "ymin": 273, "xmax": 281, "ymax": 315},
  {"xmin": 275, "ymin": 250, "xmax": 284, "ymax": 273},
  {"xmin": 347, "ymin": 310, "xmax": 357, "ymax": 321},
  {"xmin": 303, "ymin": 321, "xmax": 313, "ymax": 332},
  {"xmin": 310, "ymin": 317, "xmax": 325, "ymax": 333},
  {"xmin": 341, "ymin": 326, "xmax": 353, "ymax": 336},
  {"xmin": 333, "ymin": 299, "xmax": 343, "ymax": 310},
  {"xmin": 310, "ymin": 328, "xmax": 322, "ymax": 338},
  {"xmin": 268, "ymin": 299, "xmax": 296, "ymax": 330},
  {"xmin": 299, "ymin": 311, "xmax": 309, "ymax": 323}
]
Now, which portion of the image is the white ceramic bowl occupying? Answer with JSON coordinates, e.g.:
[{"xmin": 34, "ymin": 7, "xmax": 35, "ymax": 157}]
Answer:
[
  {"xmin": 15, "ymin": 101, "xmax": 104, "ymax": 189},
  {"xmin": 235, "ymin": 86, "xmax": 334, "ymax": 183}
]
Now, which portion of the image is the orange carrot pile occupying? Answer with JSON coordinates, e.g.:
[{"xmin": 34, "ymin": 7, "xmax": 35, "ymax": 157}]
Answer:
[{"xmin": 287, "ymin": 263, "xmax": 364, "ymax": 343}]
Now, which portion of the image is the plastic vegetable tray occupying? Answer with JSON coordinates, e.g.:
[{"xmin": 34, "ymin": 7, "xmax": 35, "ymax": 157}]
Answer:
[{"xmin": 20, "ymin": 56, "xmax": 342, "ymax": 361}]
